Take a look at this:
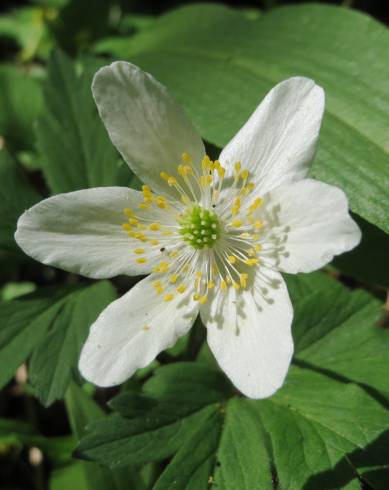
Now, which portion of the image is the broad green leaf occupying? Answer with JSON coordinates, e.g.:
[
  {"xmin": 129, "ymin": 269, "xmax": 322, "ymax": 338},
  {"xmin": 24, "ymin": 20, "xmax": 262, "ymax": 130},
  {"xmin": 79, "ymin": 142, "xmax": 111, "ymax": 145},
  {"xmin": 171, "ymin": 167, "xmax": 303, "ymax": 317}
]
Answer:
[
  {"xmin": 98, "ymin": 4, "xmax": 389, "ymax": 233},
  {"xmin": 0, "ymin": 64, "xmax": 43, "ymax": 151},
  {"xmin": 0, "ymin": 281, "xmax": 116, "ymax": 405},
  {"xmin": 155, "ymin": 398, "xmax": 272, "ymax": 490},
  {"xmin": 259, "ymin": 366, "xmax": 389, "ymax": 490},
  {"xmin": 291, "ymin": 277, "xmax": 386, "ymax": 393},
  {"xmin": 0, "ymin": 281, "xmax": 36, "ymax": 301},
  {"xmin": 36, "ymin": 50, "xmax": 122, "ymax": 194}
]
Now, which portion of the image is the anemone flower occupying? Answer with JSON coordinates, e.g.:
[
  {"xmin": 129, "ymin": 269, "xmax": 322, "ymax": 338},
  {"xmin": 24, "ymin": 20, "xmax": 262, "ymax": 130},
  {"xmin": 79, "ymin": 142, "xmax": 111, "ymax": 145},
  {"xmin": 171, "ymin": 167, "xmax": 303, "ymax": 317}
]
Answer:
[{"xmin": 15, "ymin": 62, "xmax": 361, "ymax": 398}]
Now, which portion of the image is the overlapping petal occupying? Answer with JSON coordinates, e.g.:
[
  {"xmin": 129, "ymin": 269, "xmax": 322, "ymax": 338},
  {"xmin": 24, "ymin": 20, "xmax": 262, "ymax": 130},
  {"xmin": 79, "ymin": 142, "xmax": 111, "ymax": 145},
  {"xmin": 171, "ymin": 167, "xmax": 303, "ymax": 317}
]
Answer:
[
  {"xmin": 79, "ymin": 274, "xmax": 199, "ymax": 386},
  {"xmin": 259, "ymin": 179, "xmax": 361, "ymax": 273},
  {"xmin": 15, "ymin": 187, "xmax": 176, "ymax": 279},
  {"xmin": 219, "ymin": 77, "xmax": 325, "ymax": 195},
  {"xmin": 200, "ymin": 269, "xmax": 294, "ymax": 399},
  {"xmin": 92, "ymin": 61, "xmax": 205, "ymax": 197}
]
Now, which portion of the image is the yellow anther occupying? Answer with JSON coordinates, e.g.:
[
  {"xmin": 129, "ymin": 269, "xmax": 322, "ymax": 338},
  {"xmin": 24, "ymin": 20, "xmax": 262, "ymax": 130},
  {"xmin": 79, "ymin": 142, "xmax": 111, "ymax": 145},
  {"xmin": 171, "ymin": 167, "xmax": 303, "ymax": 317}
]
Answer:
[
  {"xmin": 199, "ymin": 175, "xmax": 213, "ymax": 186},
  {"xmin": 134, "ymin": 248, "xmax": 145, "ymax": 254},
  {"xmin": 252, "ymin": 234, "xmax": 261, "ymax": 240},
  {"xmin": 153, "ymin": 280, "xmax": 161, "ymax": 288},
  {"xmin": 227, "ymin": 255, "xmax": 237, "ymax": 264},
  {"xmin": 142, "ymin": 185, "xmax": 152, "ymax": 195},
  {"xmin": 124, "ymin": 208, "xmax": 134, "ymax": 217},
  {"xmin": 240, "ymin": 273, "xmax": 248, "ymax": 288},
  {"xmin": 122, "ymin": 223, "xmax": 132, "ymax": 231},
  {"xmin": 128, "ymin": 218, "xmax": 138, "ymax": 225},
  {"xmin": 149, "ymin": 223, "xmax": 161, "ymax": 231},
  {"xmin": 136, "ymin": 257, "xmax": 147, "ymax": 264},
  {"xmin": 247, "ymin": 183, "xmax": 255, "ymax": 191},
  {"xmin": 178, "ymin": 164, "xmax": 192, "ymax": 177},
  {"xmin": 193, "ymin": 293, "xmax": 200, "ymax": 301},
  {"xmin": 243, "ymin": 258, "xmax": 259, "ymax": 266},
  {"xmin": 240, "ymin": 169, "xmax": 249, "ymax": 180},
  {"xmin": 159, "ymin": 261, "xmax": 170, "ymax": 272},
  {"xmin": 217, "ymin": 166, "xmax": 225, "ymax": 178},
  {"xmin": 139, "ymin": 202, "xmax": 150, "ymax": 209},
  {"xmin": 156, "ymin": 196, "xmax": 167, "ymax": 209},
  {"xmin": 226, "ymin": 276, "xmax": 232, "ymax": 284},
  {"xmin": 199, "ymin": 295, "xmax": 208, "ymax": 304},
  {"xmin": 221, "ymin": 280, "xmax": 228, "ymax": 291},
  {"xmin": 208, "ymin": 281, "xmax": 215, "ymax": 289},
  {"xmin": 234, "ymin": 161, "xmax": 241, "ymax": 172},
  {"xmin": 231, "ymin": 220, "xmax": 242, "ymax": 227},
  {"xmin": 232, "ymin": 282, "xmax": 240, "ymax": 290},
  {"xmin": 164, "ymin": 294, "xmax": 174, "ymax": 302},
  {"xmin": 254, "ymin": 244, "xmax": 262, "ymax": 252},
  {"xmin": 131, "ymin": 232, "xmax": 147, "ymax": 242},
  {"xmin": 176, "ymin": 284, "xmax": 186, "ymax": 293},
  {"xmin": 162, "ymin": 231, "xmax": 173, "ymax": 236},
  {"xmin": 169, "ymin": 251, "xmax": 178, "ymax": 258},
  {"xmin": 167, "ymin": 176, "xmax": 177, "ymax": 186},
  {"xmin": 254, "ymin": 220, "xmax": 264, "ymax": 230},
  {"xmin": 248, "ymin": 198, "xmax": 263, "ymax": 213},
  {"xmin": 182, "ymin": 152, "xmax": 192, "ymax": 164},
  {"xmin": 201, "ymin": 155, "xmax": 212, "ymax": 169},
  {"xmin": 213, "ymin": 160, "xmax": 221, "ymax": 170},
  {"xmin": 150, "ymin": 239, "xmax": 160, "ymax": 246},
  {"xmin": 160, "ymin": 171, "xmax": 169, "ymax": 181},
  {"xmin": 169, "ymin": 274, "xmax": 179, "ymax": 284},
  {"xmin": 196, "ymin": 271, "xmax": 202, "ymax": 278},
  {"xmin": 234, "ymin": 197, "xmax": 241, "ymax": 207},
  {"xmin": 153, "ymin": 261, "xmax": 169, "ymax": 273},
  {"xmin": 142, "ymin": 325, "xmax": 150, "ymax": 331},
  {"xmin": 240, "ymin": 232, "xmax": 252, "ymax": 239}
]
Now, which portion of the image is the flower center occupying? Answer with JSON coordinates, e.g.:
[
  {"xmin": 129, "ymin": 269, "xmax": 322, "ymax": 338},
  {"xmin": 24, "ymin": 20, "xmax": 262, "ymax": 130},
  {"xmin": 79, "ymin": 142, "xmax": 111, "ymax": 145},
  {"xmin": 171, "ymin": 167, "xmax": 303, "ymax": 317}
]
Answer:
[{"xmin": 179, "ymin": 205, "xmax": 221, "ymax": 249}]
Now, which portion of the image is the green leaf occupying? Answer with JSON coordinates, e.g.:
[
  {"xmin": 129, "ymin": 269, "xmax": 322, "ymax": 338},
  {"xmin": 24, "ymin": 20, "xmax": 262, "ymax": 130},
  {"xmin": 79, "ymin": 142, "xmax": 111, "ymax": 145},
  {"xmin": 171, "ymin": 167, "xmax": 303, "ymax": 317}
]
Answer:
[
  {"xmin": 0, "ymin": 149, "xmax": 40, "ymax": 260},
  {"xmin": 65, "ymin": 382, "xmax": 143, "ymax": 490},
  {"xmin": 0, "ymin": 281, "xmax": 116, "ymax": 405},
  {"xmin": 76, "ymin": 363, "xmax": 230, "ymax": 467},
  {"xmin": 291, "ymin": 276, "xmax": 386, "ymax": 393},
  {"xmin": 258, "ymin": 366, "xmax": 389, "ymax": 490},
  {"xmin": 0, "ymin": 64, "xmax": 43, "ymax": 151},
  {"xmin": 36, "ymin": 50, "xmax": 121, "ymax": 193},
  {"xmin": 100, "ymin": 3, "xmax": 389, "ymax": 233},
  {"xmin": 77, "ymin": 274, "xmax": 389, "ymax": 489}
]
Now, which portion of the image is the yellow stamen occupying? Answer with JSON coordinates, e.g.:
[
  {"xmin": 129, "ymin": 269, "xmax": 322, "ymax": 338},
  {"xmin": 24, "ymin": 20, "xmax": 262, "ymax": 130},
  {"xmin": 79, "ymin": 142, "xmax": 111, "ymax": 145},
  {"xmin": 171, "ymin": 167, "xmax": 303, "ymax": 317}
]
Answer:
[
  {"xmin": 227, "ymin": 255, "xmax": 237, "ymax": 264},
  {"xmin": 164, "ymin": 294, "xmax": 174, "ymax": 302},
  {"xmin": 136, "ymin": 257, "xmax": 147, "ymax": 264},
  {"xmin": 134, "ymin": 248, "xmax": 145, "ymax": 254},
  {"xmin": 149, "ymin": 223, "xmax": 161, "ymax": 231}
]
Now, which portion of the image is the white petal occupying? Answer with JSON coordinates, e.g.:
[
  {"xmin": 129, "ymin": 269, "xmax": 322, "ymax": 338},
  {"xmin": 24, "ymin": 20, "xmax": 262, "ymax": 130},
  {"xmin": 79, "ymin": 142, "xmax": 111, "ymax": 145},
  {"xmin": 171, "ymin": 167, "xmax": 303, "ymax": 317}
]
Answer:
[
  {"xmin": 260, "ymin": 179, "xmax": 361, "ymax": 273},
  {"xmin": 201, "ymin": 269, "xmax": 293, "ymax": 399},
  {"xmin": 219, "ymin": 77, "xmax": 324, "ymax": 195},
  {"xmin": 15, "ymin": 187, "xmax": 175, "ymax": 279},
  {"xmin": 79, "ymin": 274, "xmax": 199, "ymax": 386},
  {"xmin": 92, "ymin": 62, "xmax": 205, "ymax": 197}
]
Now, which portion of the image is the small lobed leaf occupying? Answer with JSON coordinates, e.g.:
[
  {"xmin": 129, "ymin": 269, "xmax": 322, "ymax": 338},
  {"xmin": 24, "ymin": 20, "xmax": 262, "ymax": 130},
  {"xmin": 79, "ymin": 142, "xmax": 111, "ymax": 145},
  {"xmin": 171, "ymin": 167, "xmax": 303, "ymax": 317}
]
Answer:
[
  {"xmin": 0, "ymin": 280, "xmax": 116, "ymax": 406},
  {"xmin": 36, "ymin": 50, "xmax": 123, "ymax": 194}
]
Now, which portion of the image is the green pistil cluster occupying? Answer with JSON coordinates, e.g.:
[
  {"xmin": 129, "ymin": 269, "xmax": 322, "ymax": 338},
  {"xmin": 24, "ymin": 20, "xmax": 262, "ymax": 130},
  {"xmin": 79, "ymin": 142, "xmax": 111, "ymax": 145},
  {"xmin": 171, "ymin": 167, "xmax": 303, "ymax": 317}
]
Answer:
[{"xmin": 179, "ymin": 205, "xmax": 221, "ymax": 249}]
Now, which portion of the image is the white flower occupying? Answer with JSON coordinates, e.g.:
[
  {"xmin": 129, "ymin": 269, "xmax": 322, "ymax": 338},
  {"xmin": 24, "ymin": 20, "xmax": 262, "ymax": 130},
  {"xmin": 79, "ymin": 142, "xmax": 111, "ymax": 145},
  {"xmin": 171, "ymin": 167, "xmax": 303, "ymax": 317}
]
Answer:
[{"xmin": 15, "ymin": 62, "xmax": 361, "ymax": 399}]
